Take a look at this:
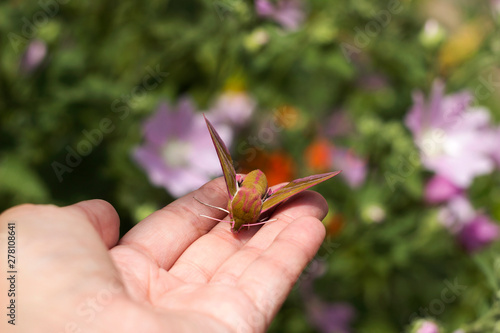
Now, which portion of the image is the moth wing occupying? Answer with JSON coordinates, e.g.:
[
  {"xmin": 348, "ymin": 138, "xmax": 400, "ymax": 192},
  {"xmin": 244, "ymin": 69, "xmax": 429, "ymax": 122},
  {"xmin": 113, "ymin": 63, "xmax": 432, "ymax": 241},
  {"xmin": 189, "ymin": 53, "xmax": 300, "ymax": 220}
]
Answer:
[
  {"xmin": 261, "ymin": 171, "xmax": 340, "ymax": 214},
  {"xmin": 204, "ymin": 115, "xmax": 238, "ymax": 198}
]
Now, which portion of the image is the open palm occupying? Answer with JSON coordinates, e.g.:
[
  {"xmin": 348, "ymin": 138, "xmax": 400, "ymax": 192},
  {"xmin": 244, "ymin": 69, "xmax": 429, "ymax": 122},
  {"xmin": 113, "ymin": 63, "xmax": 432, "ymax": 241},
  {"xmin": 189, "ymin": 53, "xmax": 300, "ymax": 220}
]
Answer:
[{"xmin": 0, "ymin": 178, "xmax": 327, "ymax": 333}]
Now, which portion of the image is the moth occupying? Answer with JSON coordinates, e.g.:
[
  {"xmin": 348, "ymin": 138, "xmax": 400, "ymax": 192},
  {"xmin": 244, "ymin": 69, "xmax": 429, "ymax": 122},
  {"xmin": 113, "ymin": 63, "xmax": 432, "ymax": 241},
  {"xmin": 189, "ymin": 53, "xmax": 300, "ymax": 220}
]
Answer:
[{"xmin": 198, "ymin": 115, "xmax": 340, "ymax": 233}]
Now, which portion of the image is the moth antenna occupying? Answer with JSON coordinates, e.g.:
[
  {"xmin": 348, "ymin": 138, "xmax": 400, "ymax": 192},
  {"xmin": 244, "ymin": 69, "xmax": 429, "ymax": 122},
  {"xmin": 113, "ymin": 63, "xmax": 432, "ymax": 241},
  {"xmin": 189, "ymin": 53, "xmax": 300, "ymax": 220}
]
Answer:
[
  {"xmin": 199, "ymin": 214, "xmax": 233, "ymax": 223},
  {"xmin": 193, "ymin": 197, "xmax": 229, "ymax": 214}
]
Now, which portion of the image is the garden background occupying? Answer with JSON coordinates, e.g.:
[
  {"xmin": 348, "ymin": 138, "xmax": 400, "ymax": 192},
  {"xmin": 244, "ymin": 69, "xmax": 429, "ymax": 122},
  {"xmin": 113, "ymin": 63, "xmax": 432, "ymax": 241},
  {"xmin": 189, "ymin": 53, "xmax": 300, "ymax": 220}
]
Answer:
[{"xmin": 1, "ymin": 0, "xmax": 500, "ymax": 332}]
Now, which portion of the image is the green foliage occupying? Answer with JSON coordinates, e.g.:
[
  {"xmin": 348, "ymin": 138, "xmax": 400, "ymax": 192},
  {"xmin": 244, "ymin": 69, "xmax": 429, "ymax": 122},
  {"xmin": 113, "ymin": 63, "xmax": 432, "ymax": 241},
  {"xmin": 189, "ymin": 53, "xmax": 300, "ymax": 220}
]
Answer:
[{"xmin": 1, "ymin": 0, "xmax": 500, "ymax": 332}]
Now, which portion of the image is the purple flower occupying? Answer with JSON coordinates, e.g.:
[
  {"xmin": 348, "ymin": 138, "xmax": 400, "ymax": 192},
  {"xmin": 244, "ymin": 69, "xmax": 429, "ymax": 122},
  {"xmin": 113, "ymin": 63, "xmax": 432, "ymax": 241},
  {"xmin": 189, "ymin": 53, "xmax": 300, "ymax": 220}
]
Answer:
[
  {"xmin": 208, "ymin": 92, "xmax": 255, "ymax": 127},
  {"xmin": 299, "ymin": 262, "xmax": 355, "ymax": 333},
  {"xmin": 133, "ymin": 98, "xmax": 233, "ymax": 197},
  {"xmin": 306, "ymin": 300, "xmax": 355, "ymax": 333},
  {"xmin": 324, "ymin": 111, "xmax": 354, "ymax": 138},
  {"xmin": 458, "ymin": 214, "xmax": 500, "ymax": 253},
  {"xmin": 416, "ymin": 320, "xmax": 440, "ymax": 333},
  {"xmin": 331, "ymin": 148, "xmax": 367, "ymax": 188},
  {"xmin": 492, "ymin": 128, "xmax": 500, "ymax": 167},
  {"xmin": 356, "ymin": 73, "xmax": 388, "ymax": 91},
  {"xmin": 438, "ymin": 196, "xmax": 500, "ymax": 252},
  {"xmin": 424, "ymin": 174, "xmax": 463, "ymax": 204},
  {"xmin": 255, "ymin": 0, "xmax": 305, "ymax": 31},
  {"xmin": 20, "ymin": 39, "xmax": 47, "ymax": 73},
  {"xmin": 405, "ymin": 80, "xmax": 498, "ymax": 187},
  {"xmin": 438, "ymin": 195, "xmax": 476, "ymax": 232}
]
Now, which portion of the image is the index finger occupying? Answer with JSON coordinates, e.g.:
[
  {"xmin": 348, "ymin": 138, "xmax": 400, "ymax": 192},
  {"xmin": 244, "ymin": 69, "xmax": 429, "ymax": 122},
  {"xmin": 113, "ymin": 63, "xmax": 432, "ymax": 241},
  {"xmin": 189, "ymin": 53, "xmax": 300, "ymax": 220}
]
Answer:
[{"xmin": 119, "ymin": 177, "xmax": 230, "ymax": 269}]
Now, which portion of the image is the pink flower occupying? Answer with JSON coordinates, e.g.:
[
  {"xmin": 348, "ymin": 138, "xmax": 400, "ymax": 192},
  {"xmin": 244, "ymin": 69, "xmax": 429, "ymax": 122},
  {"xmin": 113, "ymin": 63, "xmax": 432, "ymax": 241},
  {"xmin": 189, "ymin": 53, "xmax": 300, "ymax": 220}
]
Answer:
[
  {"xmin": 405, "ymin": 80, "xmax": 498, "ymax": 187},
  {"xmin": 438, "ymin": 195, "xmax": 476, "ymax": 232},
  {"xmin": 255, "ymin": 0, "xmax": 305, "ymax": 31},
  {"xmin": 438, "ymin": 196, "xmax": 500, "ymax": 252},
  {"xmin": 133, "ymin": 98, "xmax": 233, "ymax": 197},
  {"xmin": 424, "ymin": 175, "xmax": 463, "ymax": 204},
  {"xmin": 416, "ymin": 321, "xmax": 440, "ymax": 333},
  {"xmin": 208, "ymin": 91, "xmax": 255, "ymax": 126},
  {"xmin": 331, "ymin": 148, "xmax": 367, "ymax": 188},
  {"xmin": 458, "ymin": 215, "xmax": 500, "ymax": 253},
  {"xmin": 492, "ymin": 0, "xmax": 500, "ymax": 16},
  {"xmin": 20, "ymin": 39, "xmax": 47, "ymax": 73},
  {"xmin": 491, "ymin": 128, "xmax": 500, "ymax": 167}
]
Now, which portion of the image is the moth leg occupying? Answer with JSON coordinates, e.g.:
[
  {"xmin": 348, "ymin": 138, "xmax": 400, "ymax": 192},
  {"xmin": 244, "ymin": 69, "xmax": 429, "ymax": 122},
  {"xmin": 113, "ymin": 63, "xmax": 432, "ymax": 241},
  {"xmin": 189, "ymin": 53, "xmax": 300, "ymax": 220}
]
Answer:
[
  {"xmin": 237, "ymin": 218, "xmax": 278, "ymax": 232},
  {"xmin": 263, "ymin": 188, "xmax": 273, "ymax": 200},
  {"xmin": 236, "ymin": 174, "xmax": 245, "ymax": 186}
]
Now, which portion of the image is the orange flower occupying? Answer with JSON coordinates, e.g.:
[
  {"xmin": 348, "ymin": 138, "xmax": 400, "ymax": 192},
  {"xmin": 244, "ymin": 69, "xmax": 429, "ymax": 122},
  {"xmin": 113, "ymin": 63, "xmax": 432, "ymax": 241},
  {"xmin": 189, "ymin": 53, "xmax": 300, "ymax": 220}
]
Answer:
[
  {"xmin": 325, "ymin": 213, "xmax": 344, "ymax": 237},
  {"xmin": 274, "ymin": 105, "xmax": 300, "ymax": 129},
  {"xmin": 238, "ymin": 150, "xmax": 296, "ymax": 186},
  {"xmin": 305, "ymin": 139, "xmax": 333, "ymax": 173}
]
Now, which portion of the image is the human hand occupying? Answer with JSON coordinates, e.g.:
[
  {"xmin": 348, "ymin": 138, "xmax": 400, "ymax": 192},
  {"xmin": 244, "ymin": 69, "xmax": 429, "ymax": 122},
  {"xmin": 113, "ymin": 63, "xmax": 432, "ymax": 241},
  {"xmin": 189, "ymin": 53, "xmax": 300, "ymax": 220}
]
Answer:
[{"xmin": 0, "ymin": 177, "xmax": 327, "ymax": 333}]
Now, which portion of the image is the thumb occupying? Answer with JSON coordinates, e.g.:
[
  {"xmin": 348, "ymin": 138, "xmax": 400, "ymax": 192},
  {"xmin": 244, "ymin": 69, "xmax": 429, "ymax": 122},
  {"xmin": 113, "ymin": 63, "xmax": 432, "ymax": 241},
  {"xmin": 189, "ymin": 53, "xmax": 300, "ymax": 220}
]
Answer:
[{"xmin": 63, "ymin": 199, "xmax": 120, "ymax": 249}]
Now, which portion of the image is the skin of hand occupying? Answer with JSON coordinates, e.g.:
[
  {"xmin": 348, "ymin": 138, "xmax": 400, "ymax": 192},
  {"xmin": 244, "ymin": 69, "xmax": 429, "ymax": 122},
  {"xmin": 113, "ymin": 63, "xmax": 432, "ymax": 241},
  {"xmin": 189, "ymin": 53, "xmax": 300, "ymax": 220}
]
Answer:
[{"xmin": 0, "ymin": 177, "xmax": 328, "ymax": 333}]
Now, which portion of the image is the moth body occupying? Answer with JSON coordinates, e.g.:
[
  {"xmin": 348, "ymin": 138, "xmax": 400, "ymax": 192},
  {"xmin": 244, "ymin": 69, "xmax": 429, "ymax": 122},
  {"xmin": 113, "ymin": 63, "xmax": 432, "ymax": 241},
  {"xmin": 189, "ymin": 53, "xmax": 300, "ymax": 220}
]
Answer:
[{"xmin": 229, "ymin": 169, "xmax": 268, "ymax": 232}]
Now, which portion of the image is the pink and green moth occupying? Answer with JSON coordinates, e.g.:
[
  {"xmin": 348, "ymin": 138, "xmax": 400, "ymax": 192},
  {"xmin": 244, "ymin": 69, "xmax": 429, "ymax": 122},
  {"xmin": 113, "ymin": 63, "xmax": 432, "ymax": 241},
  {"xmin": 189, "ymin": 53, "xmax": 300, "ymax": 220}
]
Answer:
[{"xmin": 199, "ymin": 115, "xmax": 340, "ymax": 233}]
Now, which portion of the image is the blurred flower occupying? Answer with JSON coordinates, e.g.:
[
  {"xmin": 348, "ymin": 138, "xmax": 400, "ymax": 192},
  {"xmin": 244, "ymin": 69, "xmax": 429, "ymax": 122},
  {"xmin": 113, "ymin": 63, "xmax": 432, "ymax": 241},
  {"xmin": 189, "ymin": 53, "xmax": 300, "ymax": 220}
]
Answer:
[
  {"xmin": 20, "ymin": 39, "xmax": 47, "ymax": 73},
  {"xmin": 324, "ymin": 211, "xmax": 344, "ymax": 236},
  {"xmin": 493, "ymin": 0, "xmax": 500, "ymax": 17},
  {"xmin": 299, "ymin": 260, "xmax": 355, "ymax": 333},
  {"xmin": 405, "ymin": 80, "xmax": 497, "ymax": 188},
  {"xmin": 133, "ymin": 98, "xmax": 233, "ymax": 197},
  {"xmin": 424, "ymin": 174, "xmax": 463, "ymax": 204},
  {"xmin": 362, "ymin": 204, "xmax": 386, "ymax": 223},
  {"xmin": 331, "ymin": 147, "xmax": 367, "ymax": 188},
  {"xmin": 305, "ymin": 139, "xmax": 331, "ymax": 173},
  {"xmin": 275, "ymin": 105, "xmax": 300, "ymax": 129},
  {"xmin": 439, "ymin": 23, "xmax": 485, "ymax": 72},
  {"xmin": 438, "ymin": 195, "xmax": 476, "ymax": 232},
  {"xmin": 492, "ymin": 128, "xmax": 500, "ymax": 167},
  {"xmin": 324, "ymin": 111, "xmax": 354, "ymax": 138},
  {"xmin": 306, "ymin": 300, "xmax": 356, "ymax": 333},
  {"xmin": 239, "ymin": 150, "xmax": 296, "ymax": 186},
  {"xmin": 357, "ymin": 73, "xmax": 388, "ymax": 91},
  {"xmin": 304, "ymin": 138, "xmax": 366, "ymax": 188},
  {"xmin": 255, "ymin": 0, "xmax": 305, "ymax": 31},
  {"xmin": 438, "ymin": 196, "xmax": 500, "ymax": 252},
  {"xmin": 209, "ymin": 91, "xmax": 255, "ymax": 126},
  {"xmin": 419, "ymin": 19, "xmax": 446, "ymax": 48},
  {"xmin": 416, "ymin": 320, "xmax": 440, "ymax": 333},
  {"xmin": 458, "ymin": 214, "xmax": 500, "ymax": 253},
  {"xmin": 244, "ymin": 28, "xmax": 270, "ymax": 52}
]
